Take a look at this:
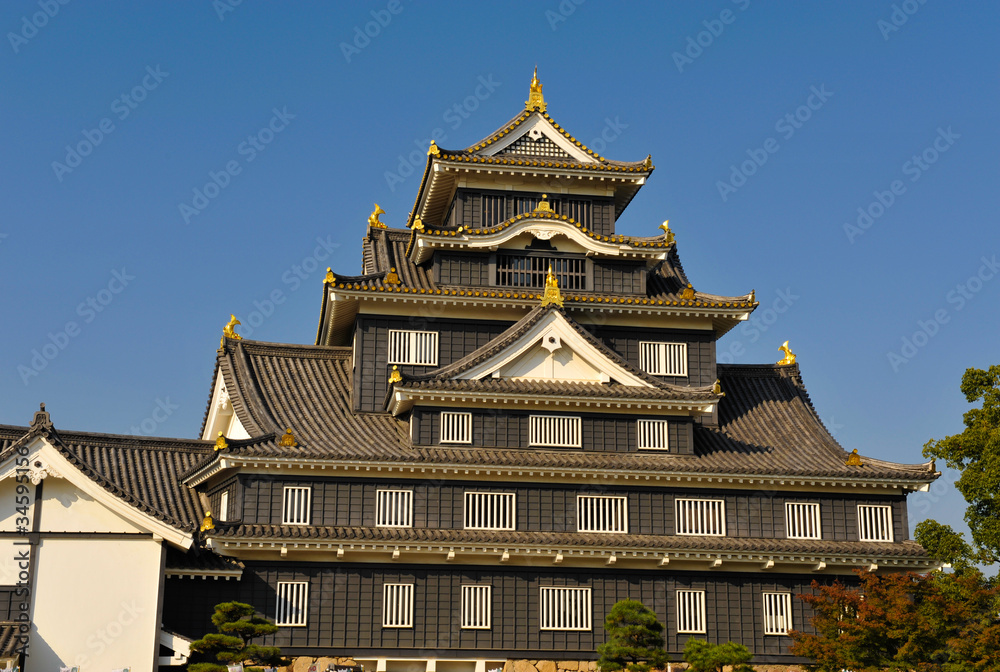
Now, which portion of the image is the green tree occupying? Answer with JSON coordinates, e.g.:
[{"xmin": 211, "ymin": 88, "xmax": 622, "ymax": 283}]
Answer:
[
  {"xmin": 596, "ymin": 599, "xmax": 667, "ymax": 672},
  {"xmin": 915, "ymin": 519, "xmax": 978, "ymax": 576},
  {"xmin": 187, "ymin": 601, "xmax": 290, "ymax": 672},
  {"xmin": 682, "ymin": 639, "xmax": 754, "ymax": 672}
]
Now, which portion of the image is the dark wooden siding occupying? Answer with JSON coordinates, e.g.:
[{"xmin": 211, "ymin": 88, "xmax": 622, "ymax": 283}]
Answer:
[
  {"xmin": 447, "ymin": 189, "xmax": 617, "ymax": 236},
  {"xmin": 0, "ymin": 586, "xmax": 22, "ymax": 621},
  {"xmin": 587, "ymin": 326, "xmax": 717, "ymax": 387},
  {"xmin": 208, "ymin": 475, "xmax": 240, "ymax": 522},
  {"xmin": 436, "ymin": 253, "xmax": 491, "ymax": 287},
  {"xmin": 591, "ymin": 259, "xmax": 647, "ymax": 295}
]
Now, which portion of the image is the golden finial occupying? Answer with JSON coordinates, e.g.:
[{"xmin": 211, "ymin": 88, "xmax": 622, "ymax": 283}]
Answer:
[
  {"xmin": 368, "ymin": 204, "xmax": 386, "ymax": 229},
  {"xmin": 681, "ymin": 284, "xmax": 695, "ymax": 300},
  {"xmin": 221, "ymin": 314, "xmax": 242, "ymax": 347},
  {"xmin": 712, "ymin": 379, "xmax": 726, "ymax": 397},
  {"xmin": 532, "ymin": 194, "xmax": 555, "ymax": 216},
  {"xmin": 749, "ymin": 289, "xmax": 756, "ymax": 304},
  {"xmin": 214, "ymin": 432, "xmax": 228, "ymax": 452},
  {"xmin": 200, "ymin": 511, "xmax": 215, "ymax": 532},
  {"xmin": 427, "ymin": 140, "xmax": 440, "ymax": 157},
  {"xmin": 384, "ymin": 267, "xmax": 400, "ymax": 285},
  {"xmin": 525, "ymin": 66, "xmax": 547, "ymax": 113},
  {"xmin": 659, "ymin": 220, "xmax": 675, "ymax": 245},
  {"xmin": 643, "ymin": 154, "xmax": 653, "ymax": 170},
  {"xmin": 777, "ymin": 341, "xmax": 797, "ymax": 366},
  {"xmin": 388, "ymin": 365, "xmax": 403, "ymax": 384},
  {"xmin": 278, "ymin": 428, "xmax": 298, "ymax": 447},
  {"xmin": 540, "ymin": 265, "xmax": 564, "ymax": 308},
  {"xmin": 325, "ymin": 267, "xmax": 336, "ymax": 284},
  {"xmin": 846, "ymin": 449, "xmax": 864, "ymax": 467}
]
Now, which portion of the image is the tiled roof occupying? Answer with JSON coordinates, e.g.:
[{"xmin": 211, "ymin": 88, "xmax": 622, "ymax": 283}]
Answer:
[
  {"xmin": 0, "ymin": 622, "xmax": 20, "ymax": 656},
  {"xmin": 395, "ymin": 378, "xmax": 717, "ymax": 401},
  {"xmin": 165, "ymin": 545, "xmax": 244, "ymax": 575}
]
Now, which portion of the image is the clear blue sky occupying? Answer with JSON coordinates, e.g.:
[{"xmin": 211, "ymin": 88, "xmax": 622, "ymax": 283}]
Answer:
[{"xmin": 2, "ymin": 1, "xmax": 998, "ymax": 541}]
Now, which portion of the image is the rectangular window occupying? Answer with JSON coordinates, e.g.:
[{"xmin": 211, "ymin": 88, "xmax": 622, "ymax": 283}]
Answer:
[
  {"xmin": 786, "ymin": 502, "xmax": 821, "ymax": 539},
  {"xmin": 275, "ymin": 581, "xmax": 308, "ymax": 626},
  {"xmin": 762, "ymin": 592, "xmax": 792, "ymax": 635},
  {"xmin": 464, "ymin": 492, "xmax": 516, "ymax": 530},
  {"xmin": 496, "ymin": 254, "xmax": 586, "ymax": 290},
  {"xmin": 529, "ymin": 415, "xmax": 581, "ymax": 448},
  {"xmin": 482, "ymin": 194, "xmax": 506, "ymax": 227},
  {"xmin": 639, "ymin": 342, "xmax": 688, "ymax": 377},
  {"xmin": 282, "ymin": 486, "xmax": 311, "ymax": 525},
  {"xmin": 539, "ymin": 586, "xmax": 591, "ymax": 631},
  {"xmin": 219, "ymin": 490, "xmax": 229, "ymax": 522},
  {"xmin": 561, "ymin": 199, "xmax": 591, "ymax": 229},
  {"xmin": 857, "ymin": 505, "xmax": 894, "ymax": 542},
  {"xmin": 387, "ymin": 329, "xmax": 438, "ymax": 366},
  {"xmin": 577, "ymin": 495, "xmax": 628, "ymax": 533},
  {"xmin": 676, "ymin": 590, "xmax": 706, "ymax": 634},
  {"xmin": 383, "ymin": 583, "xmax": 414, "ymax": 628},
  {"xmin": 376, "ymin": 489, "xmax": 413, "ymax": 528},
  {"xmin": 637, "ymin": 419, "xmax": 669, "ymax": 450},
  {"xmin": 461, "ymin": 585, "xmax": 492, "ymax": 629},
  {"xmin": 675, "ymin": 499, "xmax": 725, "ymax": 536},
  {"xmin": 440, "ymin": 412, "xmax": 472, "ymax": 444}
]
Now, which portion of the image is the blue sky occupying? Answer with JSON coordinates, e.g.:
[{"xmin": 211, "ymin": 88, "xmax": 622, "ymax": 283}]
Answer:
[{"xmin": 2, "ymin": 1, "xmax": 997, "ymax": 541}]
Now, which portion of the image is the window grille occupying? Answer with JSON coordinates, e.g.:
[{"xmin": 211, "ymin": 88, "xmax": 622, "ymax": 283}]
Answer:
[
  {"xmin": 562, "ymin": 199, "xmax": 591, "ymax": 228},
  {"xmin": 387, "ymin": 330, "xmax": 438, "ymax": 366},
  {"xmin": 675, "ymin": 499, "xmax": 725, "ymax": 536},
  {"xmin": 482, "ymin": 195, "xmax": 506, "ymax": 227},
  {"xmin": 857, "ymin": 505, "xmax": 894, "ymax": 542},
  {"xmin": 577, "ymin": 495, "xmax": 628, "ymax": 533},
  {"xmin": 461, "ymin": 585, "xmax": 492, "ymax": 629},
  {"xmin": 464, "ymin": 492, "xmax": 515, "ymax": 530},
  {"xmin": 282, "ymin": 486, "xmax": 311, "ymax": 525},
  {"xmin": 676, "ymin": 590, "xmax": 706, "ymax": 633},
  {"xmin": 440, "ymin": 412, "xmax": 472, "ymax": 444},
  {"xmin": 639, "ymin": 342, "xmax": 688, "ymax": 376},
  {"xmin": 637, "ymin": 419, "xmax": 669, "ymax": 450},
  {"xmin": 785, "ymin": 502, "xmax": 821, "ymax": 539},
  {"xmin": 383, "ymin": 583, "xmax": 414, "ymax": 628},
  {"xmin": 376, "ymin": 489, "xmax": 413, "ymax": 528},
  {"xmin": 275, "ymin": 581, "xmax": 308, "ymax": 626},
  {"xmin": 529, "ymin": 415, "xmax": 581, "ymax": 448},
  {"xmin": 219, "ymin": 490, "xmax": 229, "ymax": 522},
  {"xmin": 496, "ymin": 254, "xmax": 586, "ymax": 290},
  {"xmin": 500, "ymin": 135, "xmax": 572, "ymax": 159},
  {"xmin": 762, "ymin": 592, "xmax": 792, "ymax": 635},
  {"xmin": 539, "ymin": 587, "xmax": 591, "ymax": 630}
]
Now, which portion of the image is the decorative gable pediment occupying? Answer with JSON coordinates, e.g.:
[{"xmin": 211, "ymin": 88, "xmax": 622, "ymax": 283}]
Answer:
[{"xmin": 475, "ymin": 114, "xmax": 596, "ymax": 164}]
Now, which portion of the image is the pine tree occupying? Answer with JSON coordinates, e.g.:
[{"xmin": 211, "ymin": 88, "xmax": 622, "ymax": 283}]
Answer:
[
  {"xmin": 188, "ymin": 601, "xmax": 291, "ymax": 672},
  {"xmin": 596, "ymin": 599, "xmax": 667, "ymax": 672},
  {"xmin": 682, "ymin": 639, "xmax": 754, "ymax": 672}
]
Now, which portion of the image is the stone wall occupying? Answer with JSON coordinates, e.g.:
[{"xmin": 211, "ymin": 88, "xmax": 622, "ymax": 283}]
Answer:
[{"xmin": 282, "ymin": 658, "xmax": 804, "ymax": 672}]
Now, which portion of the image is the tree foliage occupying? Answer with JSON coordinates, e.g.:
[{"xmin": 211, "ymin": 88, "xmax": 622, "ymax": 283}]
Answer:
[
  {"xmin": 596, "ymin": 599, "xmax": 667, "ymax": 672},
  {"xmin": 187, "ymin": 602, "xmax": 290, "ymax": 672},
  {"xmin": 682, "ymin": 639, "xmax": 754, "ymax": 672}
]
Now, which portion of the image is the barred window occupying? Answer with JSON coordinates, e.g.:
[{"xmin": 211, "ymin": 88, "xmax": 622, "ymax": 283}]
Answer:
[
  {"xmin": 464, "ymin": 492, "xmax": 516, "ymax": 530},
  {"xmin": 461, "ymin": 585, "xmax": 492, "ymax": 629},
  {"xmin": 275, "ymin": 581, "xmax": 308, "ymax": 626},
  {"xmin": 496, "ymin": 254, "xmax": 586, "ymax": 290},
  {"xmin": 482, "ymin": 195, "xmax": 507, "ymax": 227},
  {"xmin": 637, "ymin": 419, "xmax": 669, "ymax": 450},
  {"xmin": 529, "ymin": 415, "xmax": 581, "ymax": 448},
  {"xmin": 539, "ymin": 587, "xmax": 591, "ymax": 631},
  {"xmin": 577, "ymin": 495, "xmax": 628, "ymax": 533},
  {"xmin": 383, "ymin": 583, "xmax": 414, "ymax": 628},
  {"xmin": 762, "ymin": 592, "xmax": 792, "ymax": 635},
  {"xmin": 639, "ymin": 342, "xmax": 688, "ymax": 376},
  {"xmin": 561, "ymin": 199, "xmax": 591, "ymax": 229},
  {"xmin": 440, "ymin": 412, "xmax": 472, "ymax": 444},
  {"xmin": 376, "ymin": 489, "xmax": 412, "ymax": 528},
  {"xmin": 857, "ymin": 505, "xmax": 894, "ymax": 542},
  {"xmin": 676, "ymin": 590, "xmax": 706, "ymax": 634},
  {"xmin": 675, "ymin": 498, "xmax": 725, "ymax": 536},
  {"xmin": 219, "ymin": 490, "xmax": 229, "ymax": 522},
  {"xmin": 786, "ymin": 502, "xmax": 821, "ymax": 539},
  {"xmin": 282, "ymin": 486, "xmax": 311, "ymax": 525},
  {"xmin": 387, "ymin": 330, "xmax": 438, "ymax": 366}
]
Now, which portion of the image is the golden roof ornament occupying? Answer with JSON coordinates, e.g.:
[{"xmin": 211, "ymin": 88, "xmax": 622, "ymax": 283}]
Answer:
[
  {"xmin": 411, "ymin": 216, "xmax": 424, "ymax": 231},
  {"xmin": 427, "ymin": 140, "xmax": 440, "ymax": 157},
  {"xmin": 540, "ymin": 265, "xmax": 564, "ymax": 308},
  {"xmin": 712, "ymin": 379, "xmax": 726, "ymax": 397},
  {"xmin": 532, "ymin": 194, "xmax": 555, "ymax": 216},
  {"xmin": 525, "ymin": 66, "xmax": 547, "ymax": 113},
  {"xmin": 681, "ymin": 284, "xmax": 695, "ymax": 300},
  {"xmin": 846, "ymin": 449, "xmax": 864, "ymax": 467},
  {"xmin": 643, "ymin": 154, "xmax": 653, "ymax": 170},
  {"xmin": 749, "ymin": 289, "xmax": 756, "ymax": 304},
  {"xmin": 659, "ymin": 220, "xmax": 675, "ymax": 245},
  {"xmin": 221, "ymin": 314, "xmax": 243, "ymax": 347},
  {"xmin": 200, "ymin": 511, "xmax": 215, "ymax": 532},
  {"xmin": 368, "ymin": 204, "xmax": 386, "ymax": 228},
  {"xmin": 279, "ymin": 428, "xmax": 298, "ymax": 447},
  {"xmin": 325, "ymin": 267, "xmax": 336, "ymax": 284},
  {"xmin": 777, "ymin": 341, "xmax": 797, "ymax": 366},
  {"xmin": 388, "ymin": 365, "xmax": 402, "ymax": 384},
  {"xmin": 214, "ymin": 432, "xmax": 228, "ymax": 452},
  {"xmin": 384, "ymin": 267, "xmax": 400, "ymax": 285}
]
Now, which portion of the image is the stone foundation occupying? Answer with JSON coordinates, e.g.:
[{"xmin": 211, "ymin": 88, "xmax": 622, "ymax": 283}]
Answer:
[{"xmin": 282, "ymin": 658, "xmax": 804, "ymax": 672}]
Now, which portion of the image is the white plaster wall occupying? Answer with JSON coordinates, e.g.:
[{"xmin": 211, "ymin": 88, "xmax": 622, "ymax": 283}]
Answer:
[
  {"xmin": 38, "ymin": 478, "xmax": 146, "ymax": 533},
  {"xmin": 0, "ymin": 477, "xmax": 35, "ymax": 532}
]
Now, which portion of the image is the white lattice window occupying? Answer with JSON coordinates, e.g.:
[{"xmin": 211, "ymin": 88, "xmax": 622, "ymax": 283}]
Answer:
[
  {"xmin": 461, "ymin": 585, "xmax": 492, "ymax": 629},
  {"xmin": 637, "ymin": 419, "xmax": 669, "ymax": 450},
  {"xmin": 786, "ymin": 502, "xmax": 821, "ymax": 539},
  {"xmin": 857, "ymin": 505, "xmax": 894, "ymax": 542},
  {"xmin": 376, "ymin": 489, "xmax": 413, "ymax": 528},
  {"xmin": 282, "ymin": 486, "xmax": 311, "ymax": 525},
  {"xmin": 577, "ymin": 495, "xmax": 628, "ymax": 533},
  {"xmin": 639, "ymin": 342, "xmax": 688, "ymax": 376},
  {"xmin": 675, "ymin": 498, "xmax": 725, "ymax": 536},
  {"xmin": 440, "ymin": 412, "xmax": 472, "ymax": 444},
  {"xmin": 387, "ymin": 330, "xmax": 438, "ymax": 366},
  {"xmin": 464, "ymin": 492, "xmax": 515, "ymax": 530},
  {"xmin": 219, "ymin": 490, "xmax": 229, "ymax": 522},
  {"xmin": 539, "ymin": 587, "xmax": 591, "ymax": 631},
  {"xmin": 676, "ymin": 590, "xmax": 706, "ymax": 634},
  {"xmin": 529, "ymin": 415, "xmax": 581, "ymax": 448},
  {"xmin": 275, "ymin": 581, "xmax": 308, "ymax": 626},
  {"xmin": 383, "ymin": 583, "xmax": 414, "ymax": 628},
  {"xmin": 763, "ymin": 592, "xmax": 792, "ymax": 635}
]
